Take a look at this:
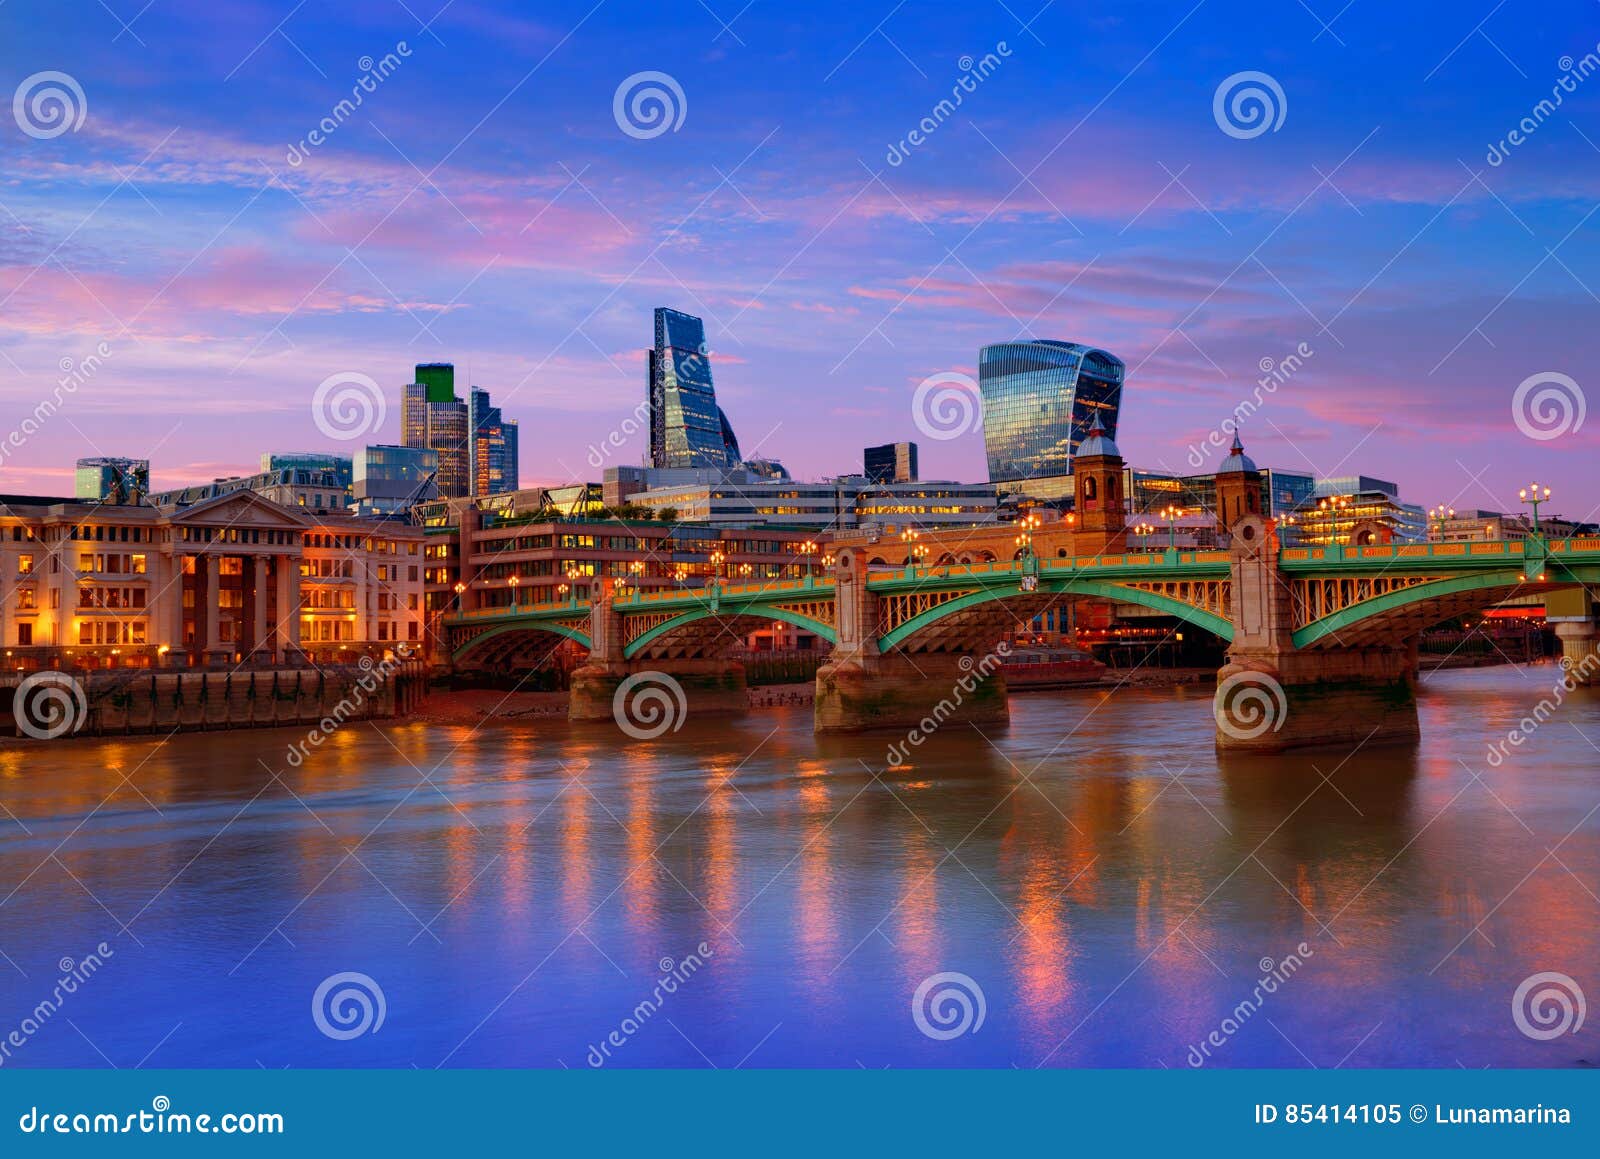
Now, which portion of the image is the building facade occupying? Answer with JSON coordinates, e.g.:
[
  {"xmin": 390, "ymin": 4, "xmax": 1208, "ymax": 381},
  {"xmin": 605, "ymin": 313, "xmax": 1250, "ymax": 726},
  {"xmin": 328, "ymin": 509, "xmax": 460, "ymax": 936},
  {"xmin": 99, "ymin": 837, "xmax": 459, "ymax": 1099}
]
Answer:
[
  {"xmin": 353, "ymin": 444, "xmax": 440, "ymax": 515},
  {"xmin": 74, "ymin": 457, "xmax": 149, "ymax": 503},
  {"xmin": 401, "ymin": 363, "xmax": 471, "ymax": 499},
  {"xmin": 864, "ymin": 441, "xmax": 919, "ymax": 484},
  {"xmin": 468, "ymin": 386, "xmax": 519, "ymax": 497},
  {"xmin": 977, "ymin": 340, "xmax": 1124, "ymax": 493},
  {"xmin": 0, "ymin": 491, "xmax": 424, "ymax": 669}
]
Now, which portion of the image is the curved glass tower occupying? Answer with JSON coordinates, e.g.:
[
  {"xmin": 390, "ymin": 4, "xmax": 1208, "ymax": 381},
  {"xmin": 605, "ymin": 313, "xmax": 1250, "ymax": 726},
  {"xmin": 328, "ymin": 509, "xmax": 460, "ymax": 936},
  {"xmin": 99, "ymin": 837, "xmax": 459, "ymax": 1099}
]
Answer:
[
  {"xmin": 977, "ymin": 341, "xmax": 1124, "ymax": 487},
  {"xmin": 649, "ymin": 308, "xmax": 741, "ymax": 470}
]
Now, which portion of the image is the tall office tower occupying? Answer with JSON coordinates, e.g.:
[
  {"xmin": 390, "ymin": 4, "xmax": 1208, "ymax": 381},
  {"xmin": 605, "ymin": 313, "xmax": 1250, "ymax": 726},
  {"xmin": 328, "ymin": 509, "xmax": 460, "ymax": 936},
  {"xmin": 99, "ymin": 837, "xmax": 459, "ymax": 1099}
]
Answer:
[
  {"xmin": 501, "ymin": 419, "xmax": 519, "ymax": 492},
  {"xmin": 977, "ymin": 341, "xmax": 1124, "ymax": 495},
  {"xmin": 75, "ymin": 457, "xmax": 150, "ymax": 503},
  {"xmin": 864, "ymin": 441, "xmax": 919, "ymax": 484},
  {"xmin": 400, "ymin": 363, "xmax": 471, "ymax": 498},
  {"xmin": 468, "ymin": 387, "xmax": 519, "ymax": 497},
  {"xmin": 648, "ymin": 308, "xmax": 741, "ymax": 470}
]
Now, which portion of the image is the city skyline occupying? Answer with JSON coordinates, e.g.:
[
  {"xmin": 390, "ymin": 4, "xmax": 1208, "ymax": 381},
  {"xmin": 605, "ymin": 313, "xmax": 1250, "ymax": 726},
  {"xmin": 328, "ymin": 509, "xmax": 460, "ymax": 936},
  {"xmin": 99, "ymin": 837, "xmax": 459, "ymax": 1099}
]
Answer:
[{"xmin": 2, "ymin": 1, "xmax": 1596, "ymax": 514}]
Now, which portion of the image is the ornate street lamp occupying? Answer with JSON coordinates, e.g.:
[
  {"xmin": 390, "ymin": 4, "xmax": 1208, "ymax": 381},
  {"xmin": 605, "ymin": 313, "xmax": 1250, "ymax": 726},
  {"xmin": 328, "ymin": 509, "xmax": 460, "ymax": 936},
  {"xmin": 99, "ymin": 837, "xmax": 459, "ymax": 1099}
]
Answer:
[
  {"xmin": 1132, "ymin": 520, "xmax": 1155, "ymax": 548},
  {"xmin": 1519, "ymin": 483, "xmax": 1551, "ymax": 534},
  {"xmin": 507, "ymin": 573, "xmax": 520, "ymax": 608},
  {"xmin": 1428, "ymin": 505, "xmax": 1456, "ymax": 538},
  {"xmin": 799, "ymin": 539, "xmax": 818, "ymax": 576},
  {"xmin": 1161, "ymin": 503, "xmax": 1184, "ymax": 548}
]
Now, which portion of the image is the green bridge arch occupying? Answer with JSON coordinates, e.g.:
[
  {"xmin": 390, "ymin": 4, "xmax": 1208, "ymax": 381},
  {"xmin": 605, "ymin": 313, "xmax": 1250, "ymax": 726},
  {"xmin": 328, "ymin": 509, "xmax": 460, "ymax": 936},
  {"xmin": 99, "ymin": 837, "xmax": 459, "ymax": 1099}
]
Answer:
[
  {"xmin": 1291, "ymin": 569, "xmax": 1540, "ymax": 649},
  {"xmin": 451, "ymin": 618, "xmax": 593, "ymax": 663},
  {"xmin": 622, "ymin": 604, "xmax": 838, "ymax": 659},
  {"xmin": 875, "ymin": 578, "xmax": 1237, "ymax": 652}
]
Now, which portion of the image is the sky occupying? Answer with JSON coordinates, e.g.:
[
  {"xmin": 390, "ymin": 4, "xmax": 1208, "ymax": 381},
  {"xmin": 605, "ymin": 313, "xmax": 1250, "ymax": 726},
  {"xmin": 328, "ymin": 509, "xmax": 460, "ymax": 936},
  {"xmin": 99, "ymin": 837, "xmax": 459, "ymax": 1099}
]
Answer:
[{"xmin": 1, "ymin": 0, "xmax": 1597, "ymax": 520}]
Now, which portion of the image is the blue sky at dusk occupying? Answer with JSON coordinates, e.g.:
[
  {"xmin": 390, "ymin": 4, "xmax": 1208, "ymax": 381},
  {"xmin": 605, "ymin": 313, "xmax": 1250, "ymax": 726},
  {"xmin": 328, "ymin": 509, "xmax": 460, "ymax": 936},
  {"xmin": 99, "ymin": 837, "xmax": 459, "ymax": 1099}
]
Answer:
[{"xmin": 2, "ymin": 0, "xmax": 1597, "ymax": 515}]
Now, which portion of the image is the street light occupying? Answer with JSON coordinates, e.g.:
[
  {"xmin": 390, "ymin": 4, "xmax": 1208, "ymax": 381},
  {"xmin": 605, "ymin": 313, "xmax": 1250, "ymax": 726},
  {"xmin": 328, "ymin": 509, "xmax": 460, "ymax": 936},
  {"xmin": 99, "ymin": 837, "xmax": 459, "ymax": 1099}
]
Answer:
[
  {"xmin": 1519, "ymin": 483, "xmax": 1551, "ymax": 534},
  {"xmin": 1161, "ymin": 503, "xmax": 1183, "ymax": 548},
  {"xmin": 1428, "ymin": 505, "xmax": 1456, "ymax": 538},
  {"xmin": 507, "ymin": 574, "xmax": 520, "ymax": 608},
  {"xmin": 799, "ymin": 539, "xmax": 818, "ymax": 576},
  {"xmin": 900, "ymin": 528, "xmax": 921, "ymax": 573},
  {"xmin": 1014, "ymin": 530, "xmax": 1033, "ymax": 560},
  {"xmin": 1132, "ymin": 520, "xmax": 1156, "ymax": 547},
  {"xmin": 709, "ymin": 549, "xmax": 725, "ymax": 580}
]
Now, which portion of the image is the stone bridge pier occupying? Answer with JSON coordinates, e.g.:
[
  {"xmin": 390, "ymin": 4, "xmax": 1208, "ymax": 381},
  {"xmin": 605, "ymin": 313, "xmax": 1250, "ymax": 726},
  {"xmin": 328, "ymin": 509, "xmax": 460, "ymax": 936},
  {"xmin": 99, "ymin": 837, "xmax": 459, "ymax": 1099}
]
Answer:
[
  {"xmin": 813, "ymin": 549, "xmax": 1008, "ymax": 733},
  {"xmin": 1216, "ymin": 515, "xmax": 1420, "ymax": 753},
  {"xmin": 1547, "ymin": 588, "xmax": 1599, "ymax": 685},
  {"xmin": 567, "ymin": 579, "xmax": 747, "ymax": 725}
]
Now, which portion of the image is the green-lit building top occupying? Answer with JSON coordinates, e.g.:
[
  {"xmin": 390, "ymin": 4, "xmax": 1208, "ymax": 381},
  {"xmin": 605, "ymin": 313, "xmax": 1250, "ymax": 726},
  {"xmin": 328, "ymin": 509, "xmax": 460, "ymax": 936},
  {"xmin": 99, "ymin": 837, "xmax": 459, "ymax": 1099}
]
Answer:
[{"xmin": 415, "ymin": 362, "xmax": 456, "ymax": 404}]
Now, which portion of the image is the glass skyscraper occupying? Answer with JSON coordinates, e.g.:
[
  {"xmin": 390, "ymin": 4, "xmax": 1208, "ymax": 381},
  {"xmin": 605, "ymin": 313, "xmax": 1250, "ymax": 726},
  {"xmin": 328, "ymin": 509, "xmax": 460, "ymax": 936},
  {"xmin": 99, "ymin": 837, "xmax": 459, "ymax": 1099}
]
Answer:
[
  {"xmin": 400, "ymin": 364, "xmax": 470, "ymax": 499},
  {"xmin": 469, "ymin": 386, "xmax": 519, "ymax": 497},
  {"xmin": 977, "ymin": 341, "xmax": 1124, "ymax": 489},
  {"xmin": 649, "ymin": 308, "xmax": 741, "ymax": 470}
]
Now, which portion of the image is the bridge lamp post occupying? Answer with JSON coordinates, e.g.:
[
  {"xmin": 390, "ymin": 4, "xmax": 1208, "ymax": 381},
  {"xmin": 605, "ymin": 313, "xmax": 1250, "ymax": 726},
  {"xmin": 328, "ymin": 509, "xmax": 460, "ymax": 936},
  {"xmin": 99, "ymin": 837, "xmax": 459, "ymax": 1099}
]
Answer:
[
  {"xmin": 709, "ymin": 549, "xmax": 725, "ymax": 584},
  {"xmin": 799, "ymin": 539, "xmax": 818, "ymax": 577},
  {"xmin": 900, "ymin": 528, "xmax": 921, "ymax": 574},
  {"xmin": 1519, "ymin": 483, "xmax": 1551, "ymax": 535},
  {"xmin": 1161, "ymin": 504, "xmax": 1183, "ymax": 549},
  {"xmin": 557, "ymin": 582, "xmax": 570, "ymax": 604},
  {"xmin": 507, "ymin": 574, "xmax": 520, "ymax": 609},
  {"xmin": 821, "ymin": 551, "xmax": 836, "ymax": 570},
  {"xmin": 453, "ymin": 581, "xmax": 467, "ymax": 612},
  {"xmin": 1428, "ymin": 505, "xmax": 1456, "ymax": 539},
  {"xmin": 1132, "ymin": 521, "xmax": 1155, "ymax": 549},
  {"xmin": 1318, "ymin": 495, "xmax": 1351, "ymax": 544}
]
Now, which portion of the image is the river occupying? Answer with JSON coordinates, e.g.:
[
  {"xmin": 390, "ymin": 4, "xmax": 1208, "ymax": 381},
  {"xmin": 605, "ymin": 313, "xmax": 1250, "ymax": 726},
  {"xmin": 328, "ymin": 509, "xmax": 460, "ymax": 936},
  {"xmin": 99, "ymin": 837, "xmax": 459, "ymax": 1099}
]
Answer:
[{"xmin": 1, "ymin": 664, "xmax": 1595, "ymax": 1068}]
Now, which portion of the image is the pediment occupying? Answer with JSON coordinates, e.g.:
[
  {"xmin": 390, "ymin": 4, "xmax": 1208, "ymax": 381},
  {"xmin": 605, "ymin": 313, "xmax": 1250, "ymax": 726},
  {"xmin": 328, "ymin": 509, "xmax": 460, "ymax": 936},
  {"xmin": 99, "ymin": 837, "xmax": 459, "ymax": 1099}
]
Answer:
[{"xmin": 167, "ymin": 489, "xmax": 313, "ymax": 529}]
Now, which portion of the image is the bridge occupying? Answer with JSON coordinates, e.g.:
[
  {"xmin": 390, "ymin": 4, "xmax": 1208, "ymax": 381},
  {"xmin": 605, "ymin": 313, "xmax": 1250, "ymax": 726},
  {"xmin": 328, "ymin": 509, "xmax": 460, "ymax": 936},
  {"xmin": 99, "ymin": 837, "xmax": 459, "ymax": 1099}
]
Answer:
[{"xmin": 444, "ymin": 515, "xmax": 1600, "ymax": 751}]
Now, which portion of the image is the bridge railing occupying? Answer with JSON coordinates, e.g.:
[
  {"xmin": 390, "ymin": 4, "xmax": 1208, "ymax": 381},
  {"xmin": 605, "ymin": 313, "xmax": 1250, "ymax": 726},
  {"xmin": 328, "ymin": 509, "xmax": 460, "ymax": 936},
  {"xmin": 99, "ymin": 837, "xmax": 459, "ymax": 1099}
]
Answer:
[{"xmin": 447, "ymin": 598, "xmax": 590, "ymax": 623}]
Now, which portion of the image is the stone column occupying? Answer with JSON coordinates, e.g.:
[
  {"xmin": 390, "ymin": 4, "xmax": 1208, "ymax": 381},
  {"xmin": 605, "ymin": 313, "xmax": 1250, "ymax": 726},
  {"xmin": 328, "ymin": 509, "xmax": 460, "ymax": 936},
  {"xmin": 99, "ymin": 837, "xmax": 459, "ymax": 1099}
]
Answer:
[
  {"xmin": 1555, "ymin": 623, "xmax": 1599, "ymax": 686},
  {"xmin": 286, "ymin": 557, "xmax": 303, "ymax": 652},
  {"xmin": 204, "ymin": 554, "xmax": 225, "ymax": 660},
  {"xmin": 251, "ymin": 555, "xmax": 269, "ymax": 659}
]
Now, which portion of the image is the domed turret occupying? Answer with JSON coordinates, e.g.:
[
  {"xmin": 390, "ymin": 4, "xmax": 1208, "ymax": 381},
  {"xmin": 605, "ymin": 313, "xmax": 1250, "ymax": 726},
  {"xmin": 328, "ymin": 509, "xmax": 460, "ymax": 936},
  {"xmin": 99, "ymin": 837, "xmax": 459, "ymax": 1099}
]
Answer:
[
  {"xmin": 1216, "ymin": 430, "xmax": 1258, "ymax": 475},
  {"xmin": 1075, "ymin": 418, "xmax": 1120, "ymax": 460}
]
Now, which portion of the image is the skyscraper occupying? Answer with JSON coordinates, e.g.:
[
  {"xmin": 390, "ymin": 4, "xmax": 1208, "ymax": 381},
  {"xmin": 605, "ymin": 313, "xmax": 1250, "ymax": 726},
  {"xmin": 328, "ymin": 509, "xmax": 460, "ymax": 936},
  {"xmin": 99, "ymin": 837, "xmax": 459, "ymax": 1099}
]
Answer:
[
  {"xmin": 648, "ymin": 308, "xmax": 741, "ymax": 470},
  {"xmin": 976, "ymin": 341, "xmax": 1124, "ymax": 494},
  {"xmin": 401, "ymin": 363, "xmax": 470, "ymax": 498},
  {"xmin": 469, "ymin": 386, "xmax": 519, "ymax": 497}
]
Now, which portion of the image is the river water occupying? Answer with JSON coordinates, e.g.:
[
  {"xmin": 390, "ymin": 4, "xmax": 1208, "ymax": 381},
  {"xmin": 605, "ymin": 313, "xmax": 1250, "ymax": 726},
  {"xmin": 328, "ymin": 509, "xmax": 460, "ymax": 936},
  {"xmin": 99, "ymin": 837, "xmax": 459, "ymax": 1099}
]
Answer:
[{"xmin": 1, "ymin": 664, "xmax": 1596, "ymax": 1069}]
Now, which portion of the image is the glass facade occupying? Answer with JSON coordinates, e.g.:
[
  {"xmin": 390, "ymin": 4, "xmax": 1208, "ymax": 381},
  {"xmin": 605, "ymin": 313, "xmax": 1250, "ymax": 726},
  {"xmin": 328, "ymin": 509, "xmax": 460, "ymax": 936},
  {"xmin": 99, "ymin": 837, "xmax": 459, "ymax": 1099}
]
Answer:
[
  {"xmin": 864, "ymin": 441, "xmax": 918, "ymax": 484},
  {"xmin": 354, "ymin": 444, "xmax": 440, "ymax": 514},
  {"xmin": 75, "ymin": 457, "xmax": 149, "ymax": 502},
  {"xmin": 402, "ymin": 370, "xmax": 471, "ymax": 499},
  {"xmin": 260, "ymin": 452, "xmax": 353, "ymax": 489},
  {"xmin": 469, "ymin": 387, "xmax": 519, "ymax": 497},
  {"xmin": 977, "ymin": 341, "xmax": 1124, "ymax": 486},
  {"xmin": 649, "ymin": 308, "xmax": 741, "ymax": 470}
]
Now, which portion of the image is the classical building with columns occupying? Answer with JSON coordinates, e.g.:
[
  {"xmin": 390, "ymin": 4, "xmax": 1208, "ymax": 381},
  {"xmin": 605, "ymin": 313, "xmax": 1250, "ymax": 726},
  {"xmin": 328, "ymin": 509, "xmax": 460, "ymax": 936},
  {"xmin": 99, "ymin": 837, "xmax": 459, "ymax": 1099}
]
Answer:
[{"xmin": 0, "ymin": 490, "xmax": 425, "ymax": 669}]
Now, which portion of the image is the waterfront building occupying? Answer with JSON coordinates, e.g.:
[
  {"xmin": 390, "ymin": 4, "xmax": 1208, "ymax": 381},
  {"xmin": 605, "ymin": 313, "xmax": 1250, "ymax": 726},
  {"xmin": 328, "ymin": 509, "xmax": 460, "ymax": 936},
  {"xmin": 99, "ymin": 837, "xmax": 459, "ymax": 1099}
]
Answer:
[
  {"xmin": 618, "ymin": 475, "xmax": 997, "ymax": 531},
  {"xmin": 74, "ymin": 457, "xmax": 149, "ymax": 503},
  {"xmin": 353, "ymin": 445, "xmax": 440, "ymax": 515},
  {"xmin": 977, "ymin": 340, "xmax": 1124, "ymax": 494},
  {"xmin": 1292, "ymin": 481, "xmax": 1427, "ymax": 545},
  {"xmin": 0, "ymin": 491, "xmax": 424, "ymax": 668},
  {"xmin": 864, "ymin": 441, "xmax": 919, "ymax": 484},
  {"xmin": 1429, "ymin": 509, "xmax": 1595, "ymax": 543},
  {"xmin": 648, "ymin": 308, "xmax": 742, "ymax": 470}
]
